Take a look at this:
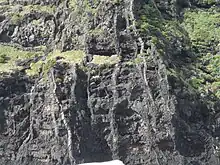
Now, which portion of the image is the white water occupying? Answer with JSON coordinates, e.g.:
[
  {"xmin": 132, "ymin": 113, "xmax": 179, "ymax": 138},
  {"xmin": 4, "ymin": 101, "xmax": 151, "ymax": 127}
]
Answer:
[{"xmin": 78, "ymin": 160, "xmax": 125, "ymax": 165}]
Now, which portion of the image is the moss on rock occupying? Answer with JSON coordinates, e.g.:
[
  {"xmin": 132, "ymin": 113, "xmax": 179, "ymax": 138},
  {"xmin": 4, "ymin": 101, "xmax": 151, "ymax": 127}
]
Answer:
[
  {"xmin": 26, "ymin": 49, "xmax": 85, "ymax": 77},
  {"xmin": 0, "ymin": 45, "xmax": 42, "ymax": 73},
  {"xmin": 91, "ymin": 55, "xmax": 120, "ymax": 66}
]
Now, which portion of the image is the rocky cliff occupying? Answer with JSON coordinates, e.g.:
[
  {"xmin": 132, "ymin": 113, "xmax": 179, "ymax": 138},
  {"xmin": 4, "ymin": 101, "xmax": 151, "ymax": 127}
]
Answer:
[{"xmin": 0, "ymin": 0, "xmax": 220, "ymax": 164}]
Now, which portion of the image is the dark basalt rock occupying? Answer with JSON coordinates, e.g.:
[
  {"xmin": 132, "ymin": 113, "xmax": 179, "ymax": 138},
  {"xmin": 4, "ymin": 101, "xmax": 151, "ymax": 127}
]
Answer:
[{"xmin": 0, "ymin": 0, "xmax": 220, "ymax": 165}]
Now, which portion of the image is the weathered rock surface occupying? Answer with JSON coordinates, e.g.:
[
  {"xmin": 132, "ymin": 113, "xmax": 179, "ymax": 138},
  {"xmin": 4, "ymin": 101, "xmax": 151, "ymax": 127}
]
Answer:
[{"xmin": 0, "ymin": 0, "xmax": 220, "ymax": 165}]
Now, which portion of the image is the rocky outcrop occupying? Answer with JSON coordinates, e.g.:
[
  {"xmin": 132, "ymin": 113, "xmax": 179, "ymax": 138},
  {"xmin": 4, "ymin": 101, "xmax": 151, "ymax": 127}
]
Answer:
[{"xmin": 0, "ymin": 0, "xmax": 220, "ymax": 165}]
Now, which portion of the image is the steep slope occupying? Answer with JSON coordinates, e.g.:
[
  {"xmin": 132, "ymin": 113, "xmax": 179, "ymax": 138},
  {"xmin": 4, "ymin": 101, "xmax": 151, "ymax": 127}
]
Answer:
[{"xmin": 0, "ymin": 0, "xmax": 220, "ymax": 165}]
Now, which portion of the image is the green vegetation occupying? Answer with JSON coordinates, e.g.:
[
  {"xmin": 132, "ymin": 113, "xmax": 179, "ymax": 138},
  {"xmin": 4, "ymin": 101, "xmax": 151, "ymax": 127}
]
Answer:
[
  {"xmin": 89, "ymin": 27, "xmax": 105, "ymax": 36},
  {"xmin": 0, "ymin": 53, "xmax": 7, "ymax": 63},
  {"xmin": 113, "ymin": 0, "xmax": 121, "ymax": 5},
  {"xmin": 183, "ymin": 9, "xmax": 220, "ymax": 51},
  {"xmin": 197, "ymin": 0, "xmax": 217, "ymax": 5},
  {"xmin": 26, "ymin": 50, "xmax": 85, "ymax": 77},
  {"xmin": 189, "ymin": 77, "xmax": 204, "ymax": 90},
  {"xmin": 199, "ymin": 53, "xmax": 220, "ymax": 97},
  {"xmin": 32, "ymin": 19, "xmax": 42, "ymax": 26},
  {"xmin": 137, "ymin": 1, "xmax": 190, "ymax": 53},
  {"xmin": 11, "ymin": 13, "xmax": 23, "ymax": 24},
  {"xmin": 69, "ymin": 0, "xmax": 76, "ymax": 9},
  {"xmin": 91, "ymin": 55, "xmax": 120, "ymax": 66},
  {"xmin": 183, "ymin": 9, "xmax": 220, "ymax": 98},
  {"xmin": 50, "ymin": 50, "xmax": 85, "ymax": 64},
  {"xmin": 0, "ymin": 45, "xmax": 41, "ymax": 73},
  {"xmin": 33, "ymin": 45, "xmax": 47, "ymax": 52},
  {"xmin": 125, "ymin": 53, "xmax": 149, "ymax": 66},
  {"xmin": 136, "ymin": 1, "xmax": 220, "ymax": 99},
  {"xmin": 8, "ymin": 4, "xmax": 55, "ymax": 24},
  {"xmin": 69, "ymin": 0, "xmax": 100, "ymax": 17},
  {"xmin": 0, "ymin": 0, "xmax": 7, "ymax": 3},
  {"xmin": 23, "ymin": 5, "xmax": 55, "ymax": 14},
  {"xmin": 204, "ymin": 53, "xmax": 220, "ymax": 78},
  {"xmin": 138, "ymin": 1, "xmax": 162, "ymax": 35}
]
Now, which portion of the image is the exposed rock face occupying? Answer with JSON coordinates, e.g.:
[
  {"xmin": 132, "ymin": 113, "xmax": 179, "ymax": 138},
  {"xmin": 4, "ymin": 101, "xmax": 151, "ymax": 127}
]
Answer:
[{"xmin": 0, "ymin": 0, "xmax": 220, "ymax": 165}]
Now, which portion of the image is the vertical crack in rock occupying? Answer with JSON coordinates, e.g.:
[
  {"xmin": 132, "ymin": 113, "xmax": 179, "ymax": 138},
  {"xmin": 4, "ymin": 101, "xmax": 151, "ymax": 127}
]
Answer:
[
  {"xmin": 87, "ymin": 70, "xmax": 95, "ymax": 126},
  {"xmin": 113, "ymin": 6, "xmax": 121, "ymax": 56},
  {"xmin": 50, "ymin": 68, "xmax": 75, "ymax": 165},
  {"xmin": 50, "ymin": 70, "xmax": 60, "ymax": 138},
  {"xmin": 16, "ymin": 81, "xmax": 37, "ymax": 161},
  {"xmin": 128, "ymin": 0, "xmax": 144, "ymax": 55},
  {"xmin": 109, "ymin": 64, "xmax": 121, "ymax": 159}
]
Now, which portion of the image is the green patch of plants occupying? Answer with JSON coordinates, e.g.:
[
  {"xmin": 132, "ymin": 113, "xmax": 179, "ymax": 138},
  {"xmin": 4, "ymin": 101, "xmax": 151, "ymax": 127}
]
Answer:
[
  {"xmin": 183, "ymin": 9, "xmax": 220, "ymax": 50},
  {"xmin": 91, "ymin": 55, "xmax": 120, "ymax": 66},
  {"xmin": 0, "ymin": 5, "xmax": 10, "ymax": 14},
  {"xmin": 137, "ymin": 1, "xmax": 191, "ymax": 54},
  {"xmin": 23, "ymin": 5, "xmax": 55, "ymax": 14},
  {"xmin": 69, "ymin": 0, "xmax": 76, "ymax": 9},
  {"xmin": 0, "ymin": 0, "xmax": 7, "ymax": 3},
  {"xmin": 187, "ymin": 52, "xmax": 220, "ymax": 98},
  {"xmin": 135, "ymin": 0, "xmax": 220, "ymax": 100},
  {"xmin": 26, "ymin": 60, "xmax": 44, "ymax": 77},
  {"xmin": 0, "ymin": 53, "xmax": 7, "ymax": 63},
  {"xmin": 33, "ymin": 45, "xmax": 47, "ymax": 52},
  {"xmin": 26, "ymin": 49, "xmax": 85, "ymax": 77},
  {"xmin": 138, "ymin": 1, "xmax": 163, "ymax": 34},
  {"xmin": 84, "ymin": 0, "xmax": 99, "ymax": 15},
  {"xmin": 113, "ymin": 0, "xmax": 121, "ymax": 5},
  {"xmin": 89, "ymin": 27, "xmax": 105, "ymax": 36},
  {"xmin": 32, "ymin": 19, "xmax": 42, "ymax": 25},
  {"xmin": 211, "ymin": 81, "xmax": 220, "ymax": 95},
  {"xmin": 50, "ymin": 49, "xmax": 85, "ymax": 64},
  {"xmin": 189, "ymin": 77, "xmax": 204, "ymax": 90},
  {"xmin": 204, "ymin": 53, "xmax": 220, "ymax": 77},
  {"xmin": 163, "ymin": 21, "xmax": 190, "ymax": 43},
  {"xmin": 69, "ymin": 0, "xmax": 100, "ymax": 17},
  {"xmin": 200, "ymin": 52, "xmax": 220, "ymax": 98},
  {"xmin": 167, "ymin": 68, "xmax": 179, "ymax": 78},
  {"xmin": 9, "ymin": 4, "xmax": 55, "ymax": 24},
  {"xmin": 0, "ymin": 45, "xmax": 42, "ymax": 73},
  {"xmin": 11, "ymin": 13, "xmax": 23, "ymax": 24},
  {"xmin": 197, "ymin": 0, "xmax": 217, "ymax": 5}
]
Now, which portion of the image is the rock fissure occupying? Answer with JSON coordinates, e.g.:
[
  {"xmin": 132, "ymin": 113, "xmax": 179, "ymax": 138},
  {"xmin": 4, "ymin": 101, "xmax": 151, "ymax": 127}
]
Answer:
[
  {"xmin": 50, "ymin": 70, "xmax": 60, "ymax": 138},
  {"xmin": 109, "ymin": 64, "xmax": 121, "ymax": 159},
  {"xmin": 50, "ymin": 68, "xmax": 75, "ymax": 165},
  {"xmin": 16, "ymin": 84, "xmax": 36, "ymax": 161}
]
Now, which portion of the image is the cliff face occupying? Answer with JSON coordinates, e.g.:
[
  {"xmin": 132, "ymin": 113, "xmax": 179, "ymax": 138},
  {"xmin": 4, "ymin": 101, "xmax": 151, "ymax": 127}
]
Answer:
[{"xmin": 0, "ymin": 0, "xmax": 220, "ymax": 165}]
